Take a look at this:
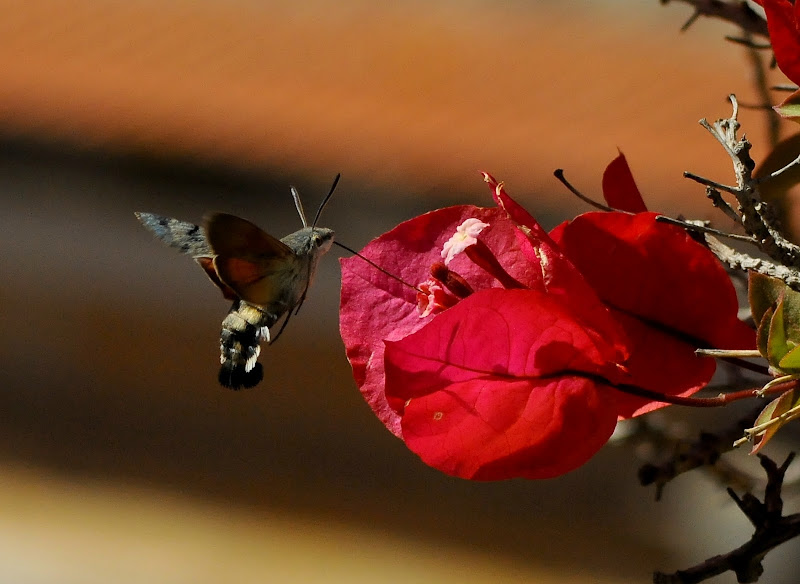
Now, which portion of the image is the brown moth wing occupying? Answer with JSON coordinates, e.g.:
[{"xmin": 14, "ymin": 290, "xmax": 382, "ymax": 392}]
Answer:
[
  {"xmin": 194, "ymin": 256, "xmax": 238, "ymax": 300},
  {"xmin": 205, "ymin": 213, "xmax": 299, "ymax": 307},
  {"xmin": 205, "ymin": 213, "xmax": 293, "ymax": 258}
]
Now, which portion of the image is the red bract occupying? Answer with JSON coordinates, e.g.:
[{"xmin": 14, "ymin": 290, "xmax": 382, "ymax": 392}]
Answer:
[
  {"xmin": 384, "ymin": 288, "xmax": 623, "ymax": 479},
  {"xmin": 601, "ymin": 152, "xmax": 648, "ymax": 213},
  {"xmin": 339, "ymin": 167, "xmax": 754, "ymax": 480},
  {"xmin": 756, "ymin": 0, "xmax": 800, "ymax": 86},
  {"xmin": 550, "ymin": 211, "xmax": 755, "ymax": 417}
]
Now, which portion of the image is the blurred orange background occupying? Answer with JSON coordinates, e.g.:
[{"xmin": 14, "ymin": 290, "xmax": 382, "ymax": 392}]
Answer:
[{"xmin": 1, "ymin": 1, "xmax": 798, "ymax": 583}]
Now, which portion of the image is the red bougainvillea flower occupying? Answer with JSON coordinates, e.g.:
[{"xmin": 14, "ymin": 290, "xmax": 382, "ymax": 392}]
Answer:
[
  {"xmin": 340, "ymin": 159, "xmax": 754, "ymax": 480},
  {"xmin": 754, "ymin": 0, "xmax": 800, "ymax": 86}
]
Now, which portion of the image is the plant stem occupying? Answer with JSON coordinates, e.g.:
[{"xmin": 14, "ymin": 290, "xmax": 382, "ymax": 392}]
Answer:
[{"xmin": 613, "ymin": 379, "xmax": 798, "ymax": 408}]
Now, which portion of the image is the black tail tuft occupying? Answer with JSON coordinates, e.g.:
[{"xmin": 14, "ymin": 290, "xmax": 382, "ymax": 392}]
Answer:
[{"xmin": 218, "ymin": 361, "xmax": 263, "ymax": 390}]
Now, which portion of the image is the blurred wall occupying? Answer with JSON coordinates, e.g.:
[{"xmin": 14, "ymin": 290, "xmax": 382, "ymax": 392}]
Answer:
[{"xmin": 0, "ymin": 1, "xmax": 797, "ymax": 583}]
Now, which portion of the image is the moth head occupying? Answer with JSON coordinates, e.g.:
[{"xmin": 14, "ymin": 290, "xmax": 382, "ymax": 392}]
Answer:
[
  {"xmin": 282, "ymin": 226, "xmax": 335, "ymax": 256},
  {"xmin": 312, "ymin": 227, "xmax": 335, "ymax": 254}
]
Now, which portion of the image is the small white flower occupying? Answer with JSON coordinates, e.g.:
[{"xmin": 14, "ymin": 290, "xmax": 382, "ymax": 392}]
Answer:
[{"xmin": 441, "ymin": 218, "xmax": 490, "ymax": 265}]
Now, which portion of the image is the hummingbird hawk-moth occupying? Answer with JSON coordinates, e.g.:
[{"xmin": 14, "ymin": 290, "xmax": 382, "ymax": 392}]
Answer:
[{"xmin": 136, "ymin": 177, "xmax": 338, "ymax": 389}]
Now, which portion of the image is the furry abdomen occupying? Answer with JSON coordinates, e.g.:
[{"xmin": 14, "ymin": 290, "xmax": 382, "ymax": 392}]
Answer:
[{"xmin": 217, "ymin": 300, "xmax": 277, "ymax": 389}]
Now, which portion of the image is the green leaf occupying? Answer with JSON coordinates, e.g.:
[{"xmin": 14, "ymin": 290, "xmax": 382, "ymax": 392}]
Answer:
[
  {"xmin": 757, "ymin": 304, "xmax": 775, "ymax": 358},
  {"xmin": 774, "ymin": 89, "xmax": 800, "ymax": 124},
  {"xmin": 767, "ymin": 296, "xmax": 789, "ymax": 367},
  {"xmin": 749, "ymin": 272, "xmax": 785, "ymax": 326},
  {"xmin": 781, "ymin": 289, "xmax": 800, "ymax": 342},
  {"xmin": 750, "ymin": 273, "xmax": 800, "ymax": 371},
  {"xmin": 780, "ymin": 344, "xmax": 800, "ymax": 370},
  {"xmin": 751, "ymin": 387, "xmax": 800, "ymax": 454}
]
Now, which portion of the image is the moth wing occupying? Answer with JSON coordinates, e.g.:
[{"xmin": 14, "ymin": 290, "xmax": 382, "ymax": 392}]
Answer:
[
  {"xmin": 135, "ymin": 211, "xmax": 212, "ymax": 257},
  {"xmin": 205, "ymin": 213, "xmax": 298, "ymax": 307},
  {"xmin": 205, "ymin": 213, "xmax": 293, "ymax": 259},
  {"xmin": 195, "ymin": 257, "xmax": 238, "ymax": 300}
]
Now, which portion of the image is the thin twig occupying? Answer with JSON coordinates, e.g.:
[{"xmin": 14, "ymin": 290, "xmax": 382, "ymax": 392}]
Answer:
[
  {"xmin": 691, "ymin": 96, "xmax": 800, "ymax": 272},
  {"xmin": 683, "ymin": 170, "xmax": 740, "ymax": 195},
  {"xmin": 552, "ymin": 169, "xmax": 615, "ymax": 212},
  {"xmin": 654, "ymin": 215, "xmax": 757, "ymax": 243},
  {"xmin": 705, "ymin": 234, "xmax": 800, "ymax": 290},
  {"xmin": 654, "ymin": 454, "xmax": 800, "ymax": 584},
  {"xmin": 761, "ymin": 153, "xmax": 800, "ymax": 181},
  {"xmin": 704, "ymin": 186, "xmax": 741, "ymax": 223},
  {"xmin": 613, "ymin": 379, "xmax": 793, "ymax": 409}
]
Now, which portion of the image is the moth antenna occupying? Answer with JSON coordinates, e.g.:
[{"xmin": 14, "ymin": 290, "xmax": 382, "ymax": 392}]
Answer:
[
  {"xmin": 290, "ymin": 186, "xmax": 309, "ymax": 228},
  {"xmin": 333, "ymin": 241, "xmax": 422, "ymax": 293},
  {"xmin": 312, "ymin": 173, "xmax": 341, "ymax": 228}
]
